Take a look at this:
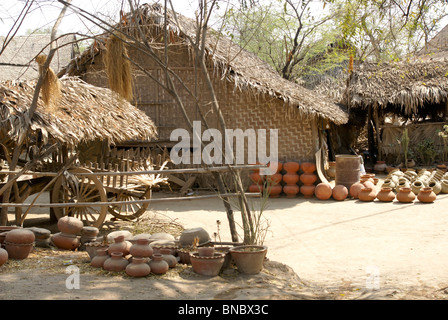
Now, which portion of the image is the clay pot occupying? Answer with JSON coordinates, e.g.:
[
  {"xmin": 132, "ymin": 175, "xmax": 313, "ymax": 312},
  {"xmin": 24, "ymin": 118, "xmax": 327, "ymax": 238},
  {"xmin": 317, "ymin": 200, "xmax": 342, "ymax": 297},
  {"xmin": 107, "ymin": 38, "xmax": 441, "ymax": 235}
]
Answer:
[
  {"xmin": 326, "ymin": 162, "xmax": 336, "ymax": 179},
  {"xmin": 0, "ymin": 247, "xmax": 8, "ymax": 267},
  {"xmin": 428, "ymin": 180, "xmax": 442, "ymax": 195},
  {"xmin": 374, "ymin": 161, "xmax": 387, "ymax": 173},
  {"xmin": 4, "ymin": 228, "xmax": 35, "ymax": 260},
  {"xmin": 179, "ymin": 227, "xmax": 210, "ymax": 248},
  {"xmin": 248, "ymin": 184, "xmax": 263, "ymax": 193},
  {"xmin": 126, "ymin": 257, "xmax": 151, "ymax": 277},
  {"xmin": 52, "ymin": 232, "xmax": 80, "ymax": 250},
  {"xmin": 108, "ymin": 235, "xmax": 131, "ymax": 256},
  {"xmin": 382, "ymin": 179, "xmax": 396, "ymax": 190},
  {"xmin": 148, "ymin": 253, "xmax": 169, "ymax": 275},
  {"xmin": 249, "ymin": 172, "xmax": 263, "ymax": 185},
  {"xmin": 417, "ymin": 187, "xmax": 437, "ymax": 203},
  {"xmin": 160, "ymin": 248, "xmax": 177, "ymax": 268},
  {"xmin": 362, "ymin": 179, "xmax": 376, "ymax": 190},
  {"xmin": 283, "ymin": 184, "xmax": 299, "ymax": 198},
  {"xmin": 441, "ymin": 180, "xmax": 448, "ymax": 194},
  {"xmin": 129, "ymin": 238, "xmax": 153, "ymax": 258},
  {"xmin": 349, "ymin": 182, "xmax": 364, "ymax": 199},
  {"xmin": 267, "ymin": 184, "xmax": 282, "ymax": 198},
  {"xmin": 282, "ymin": 173, "xmax": 299, "ymax": 185},
  {"xmin": 85, "ymin": 241, "xmax": 109, "ymax": 260},
  {"xmin": 177, "ymin": 249, "xmax": 192, "ymax": 264},
  {"xmin": 376, "ymin": 187, "xmax": 395, "ymax": 202},
  {"xmin": 314, "ymin": 182, "xmax": 332, "ymax": 200},
  {"xmin": 358, "ymin": 187, "xmax": 376, "ymax": 202},
  {"xmin": 197, "ymin": 246, "xmax": 215, "ymax": 257},
  {"xmin": 300, "ymin": 184, "xmax": 315, "ymax": 198},
  {"xmin": 57, "ymin": 216, "xmax": 84, "ymax": 235},
  {"xmin": 332, "ymin": 185, "xmax": 348, "ymax": 201},
  {"xmin": 411, "ymin": 180, "xmax": 424, "ymax": 195},
  {"xmin": 267, "ymin": 161, "xmax": 283, "ymax": 174},
  {"xmin": 396, "ymin": 187, "xmax": 416, "ymax": 203},
  {"xmin": 103, "ymin": 252, "xmax": 129, "ymax": 272},
  {"xmin": 190, "ymin": 252, "xmax": 225, "ymax": 276},
  {"xmin": 266, "ymin": 173, "xmax": 282, "ymax": 185},
  {"xmin": 229, "ymin": 245, "xmax": 267, "ymax": 275},
  {"xmin": 283, "ymin": 162, "xmax": 300, "ymax": 174},
  {"xmin": 301, "ymin": 162, "xmax": 316, "ymax": 174},
  {"xmin": 299, "ymin": 173, "xmax": 317, "ymax": 185},
  {"xmin": 90, "ymin": 248, "xmax": 109, "ymax": 268}
]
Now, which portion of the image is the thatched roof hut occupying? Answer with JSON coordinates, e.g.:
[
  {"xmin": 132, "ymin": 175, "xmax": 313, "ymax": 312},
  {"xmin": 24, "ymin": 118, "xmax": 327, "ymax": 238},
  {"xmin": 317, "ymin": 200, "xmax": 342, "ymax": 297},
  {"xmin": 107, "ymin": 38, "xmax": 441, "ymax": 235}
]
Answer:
[
  {"xmin": 60, "ymin": 3, "xmax": 348, "ymax": 127},
  {"xmin": 0, "ymin": 76, "xmax": 157, "ymax": 148}
]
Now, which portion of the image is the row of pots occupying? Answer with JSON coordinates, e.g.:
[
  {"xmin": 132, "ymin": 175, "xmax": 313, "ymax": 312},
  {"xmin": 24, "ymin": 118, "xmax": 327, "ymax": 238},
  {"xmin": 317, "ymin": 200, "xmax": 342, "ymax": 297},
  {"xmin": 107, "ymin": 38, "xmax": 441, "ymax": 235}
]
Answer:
[{"xmin": 383, "ymin": 168, "xmax": 448, "ymax": 195}]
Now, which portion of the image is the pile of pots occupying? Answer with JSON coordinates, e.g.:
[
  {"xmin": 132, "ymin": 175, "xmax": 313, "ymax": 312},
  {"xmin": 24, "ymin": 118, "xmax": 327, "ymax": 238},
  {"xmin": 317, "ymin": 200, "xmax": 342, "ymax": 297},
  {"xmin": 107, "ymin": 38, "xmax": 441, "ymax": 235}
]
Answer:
[{"xmin": 383, "ymin": 168, "xmax": 448, "ymax": 196}]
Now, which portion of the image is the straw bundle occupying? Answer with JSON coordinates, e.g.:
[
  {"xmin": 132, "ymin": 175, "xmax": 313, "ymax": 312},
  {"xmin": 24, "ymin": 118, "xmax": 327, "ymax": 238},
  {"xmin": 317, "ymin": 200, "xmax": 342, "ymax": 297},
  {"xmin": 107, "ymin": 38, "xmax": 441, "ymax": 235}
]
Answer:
[
  {"xmin": 35, "ymin": 54, "xmax": 62, "ymax": 109},
  {"xmin": 104, "ymin": 34, "xmax": 133, "ymax": 102}
]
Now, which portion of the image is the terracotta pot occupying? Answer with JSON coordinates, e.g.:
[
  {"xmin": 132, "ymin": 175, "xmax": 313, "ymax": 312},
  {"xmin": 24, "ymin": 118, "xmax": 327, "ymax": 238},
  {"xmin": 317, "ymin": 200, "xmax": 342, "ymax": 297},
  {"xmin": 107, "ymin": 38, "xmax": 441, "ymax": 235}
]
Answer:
[
  {"xmin": 229, "ymin": 245, "xmax": 267, "ymax": 275},
  {"xmin": 267, "ymin": 184, "xmax": 282, "ymax": 198},
  {"xmin": 249, "ymin": 172, "xmax": 263, "ymax": 185},
  {"xmin": 301, "ymin": 162, "xmax": 316, "ymax": 174},
  {"xmin": 198, "ymin": 246, "xmax": 215, "ymax": 257},
  {"xmin": 129, "ymin": 238, "xmax": 153, "ymax": 258},
  {"xmin": 4, "ymin": 228, "xmax": 35, "ymax": 260},
  {"xmin": 374, "ymin": 161, "xmax": 387, "ymax": 173},
  {"xmin": 283, "ymin": 162, "xmax": 300, "ymax": 174},
  {"xmin": 314, "ymin": 183, "xmax": 332, "ymax": 200},
  {"xmin": 411, "ymin": 180, "xmax": 424, "ymax": 195},
  {"xmin": 177, "ymin": 249, "xmax": 192, "ymax": 264},
  {"xmin": 0, "ymin": 247, "xmax": 8, "ymax": 267},
  {"xmin": 160, "ymin": 248, "xmax": 177, "ymax": 268},
  {"xmin": 358, "ymin": 187, "xmax": 376, "ymax": 202},
  {"xmin": 57, "ymin": 216, "xmax": 84, "ymax": 235},
  {"xmin": 148, "ymin": 253, "xmax": 169, "ymax": 275},
  {"xmin": 441, "ymin": 179, "xmax": 448, "ymax": 194},
  {"xmin": 349, "ymin": 182, "xmax": 364, "ymax": 199},
  {"xmin": 326, "ymin": 162, "xmax": 336, "ymax": 179},
  {"xmin": 332, "ymin": 185, "xmax": 348, "ymax": 201},
  {"xmin": 90, "ymin": 248, "xmax": 109, "ymax": 268},
  {"xmin": 396, "ymin": 187, "xmax": 416, "ymax": 203},
  {"xmin": 103, "ymin": 252, "xmax": 129, "ymax": 272},
  {"xmin": 85, "ymin": 242, "xmax": 109, "ymax": 260},
  {"xmin": 248, "ymin": 184, "xmax": 263, "ymax": 193},
  {"xmin": 108, "ymin": 235, "xmax": 131, "ymax": 256},
  {"xmin": 51, "ymin": 232, "xmax": 80, "ymax": 250},
  {"xmin": 126, "ymin": 257, "xmax": 151, "ymax": 277},
  {"xmin": 267, "ymin": 161, "xmax": 283, "ymax": 174},
  {"xmin": 283, "ymin": 184, "xmax": 299, "ymax": 198},
  {"xmin": 376, "ymin": 187, "xmax": 395, "ymax": 202},
  {"xmin": 417, "ymin": 187, "xmax": 437, "ymax": 203},
  {"xmin": 266, "ymin": 173, "xmax": 282, "ymax": 185},
  {"xmin": 282, "ymin": 173, "xmax": 299, "ymax": 185},
  {"xmin": 300, "ymin": 184, "xmax": 315, "ymax": 198},
  {"xmin": 190, "ymin": 252, "xmax": 225, "ymax": 276},
  {"xmin": 299, "ymin": 173, "xmax": 317, "ymax": 185}
]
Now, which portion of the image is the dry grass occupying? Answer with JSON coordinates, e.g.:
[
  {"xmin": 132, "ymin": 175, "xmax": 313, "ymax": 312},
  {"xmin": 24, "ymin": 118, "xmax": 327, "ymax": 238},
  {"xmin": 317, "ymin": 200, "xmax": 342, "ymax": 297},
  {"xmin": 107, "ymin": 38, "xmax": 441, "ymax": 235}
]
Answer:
[
  {"xmin": 104, "ymin": 34, "xmax": 133, "ymax": 102},
  {"xmin": 35, "ymin": 54, "xmax": 62, "ymax": 109}
]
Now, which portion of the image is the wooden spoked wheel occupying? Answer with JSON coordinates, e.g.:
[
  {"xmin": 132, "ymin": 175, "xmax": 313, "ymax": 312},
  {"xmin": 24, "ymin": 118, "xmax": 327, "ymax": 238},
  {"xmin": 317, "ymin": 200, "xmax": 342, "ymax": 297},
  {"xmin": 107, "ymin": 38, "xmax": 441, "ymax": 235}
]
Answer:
[
  {"xmin": 51, "ymin": 168, "xmax": 108, "ymax": 228},
  {"xmin": 107, "ymin": 186, "xmax": 152, "ymax": 221}
]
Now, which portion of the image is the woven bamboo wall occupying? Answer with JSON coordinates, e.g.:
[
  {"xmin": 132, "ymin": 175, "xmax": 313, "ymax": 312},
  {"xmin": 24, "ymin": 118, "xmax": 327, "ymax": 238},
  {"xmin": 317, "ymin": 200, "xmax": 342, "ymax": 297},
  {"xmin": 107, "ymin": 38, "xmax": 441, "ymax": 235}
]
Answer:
[{"xmin": 81, "ymin": 45, "xmax": 318, "ymax": 165}]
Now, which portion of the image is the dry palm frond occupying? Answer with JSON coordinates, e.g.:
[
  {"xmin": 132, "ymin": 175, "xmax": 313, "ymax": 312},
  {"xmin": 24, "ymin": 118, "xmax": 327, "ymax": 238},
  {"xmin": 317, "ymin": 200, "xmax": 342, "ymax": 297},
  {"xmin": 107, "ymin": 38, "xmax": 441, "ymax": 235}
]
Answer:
[
  {"xmin": 104, "ymin": 34, "xmax": 133, "ymax": 102},
  {"xmin": 35, "ymin": 54, "xmax": 62, "ymax": 109}
]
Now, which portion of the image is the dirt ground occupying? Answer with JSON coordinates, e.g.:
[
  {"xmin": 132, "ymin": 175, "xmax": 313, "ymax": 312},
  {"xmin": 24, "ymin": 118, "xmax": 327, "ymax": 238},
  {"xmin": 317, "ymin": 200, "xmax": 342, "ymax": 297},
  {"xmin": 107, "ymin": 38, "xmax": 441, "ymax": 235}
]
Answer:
[{"xmin": 2, "ymin": 174, "xmax": 448, "ymax": 301}]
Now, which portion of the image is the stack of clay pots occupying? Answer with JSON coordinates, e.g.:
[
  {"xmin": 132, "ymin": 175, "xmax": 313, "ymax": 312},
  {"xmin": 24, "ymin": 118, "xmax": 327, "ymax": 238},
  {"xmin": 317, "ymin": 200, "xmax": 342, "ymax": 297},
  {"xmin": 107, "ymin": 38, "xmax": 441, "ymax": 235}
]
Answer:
[
  {"xmin": 51, "ymin": 216, "xmax": 83, "ymax": 250},
  {"xmin": 299, "ymin": 162, "xmax": 318, "ymax": 198},
  {"xmin": 282, "ymin": 162, "xmax": 300, "ymax": 198},
  {"xmin": 265, "ymin": 162, "xmax": 283, "ymax": 198},
  {"xmin": 90, "ymin": 231, "xmax": 179, "ymax": 277}
]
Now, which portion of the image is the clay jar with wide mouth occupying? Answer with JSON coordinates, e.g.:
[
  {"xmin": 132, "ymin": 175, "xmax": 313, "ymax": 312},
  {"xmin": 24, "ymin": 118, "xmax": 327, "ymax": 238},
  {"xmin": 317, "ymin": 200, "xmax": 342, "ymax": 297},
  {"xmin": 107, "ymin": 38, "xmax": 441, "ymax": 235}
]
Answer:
[
  {"xmin": 376, "ymin": 187, "xmax": 395, "ymax": 202},
  {"xmin": 129, "ymin": 238, "xmax": 153, "ymax": 259},
  {"xmin": 4, "ymin": 228, "xmax": 35, "ymax": 260},
  {"xmin": 396, "ymin": 187, "xmax": 416, "ymax": 203},
  {"xmin": 108, "ymin": 235, "xmax": 131, "ymax": 256},
  {"xmin": 126, "ymin": 257, "xmax": 151, "ymax": 277},
  {"xmin": 417, "ymin": 187, "xmax": 437, "ymax": 203},
  {"xmin": 103, "ymin": 252, "xmax": 129, "ymax": 272},
  {"xmin": 148, "ymin": 253, "xmax": 169, "ymax": 275},
  {"xmin": 358, "ymin": 187, "xmax": 376, "ymax": 202}
]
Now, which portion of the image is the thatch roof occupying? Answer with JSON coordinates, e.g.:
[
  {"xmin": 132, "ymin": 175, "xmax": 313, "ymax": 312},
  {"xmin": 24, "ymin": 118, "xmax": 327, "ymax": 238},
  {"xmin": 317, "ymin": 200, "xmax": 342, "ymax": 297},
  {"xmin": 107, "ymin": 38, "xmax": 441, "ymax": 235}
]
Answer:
[
  {"xmin": 0, "ymin": 76, "xmax": 157, "ymax": 147},
  {"xmin": 347, "ymin": 59, "xmax": 448, "ymax": 116},
  {"xmin": 60, "ymin": 3, "xmax": 348, "ymax": 125},
  {"xmin": 0, "ymin": 34, "xmax": 76, "ymax": 81}
]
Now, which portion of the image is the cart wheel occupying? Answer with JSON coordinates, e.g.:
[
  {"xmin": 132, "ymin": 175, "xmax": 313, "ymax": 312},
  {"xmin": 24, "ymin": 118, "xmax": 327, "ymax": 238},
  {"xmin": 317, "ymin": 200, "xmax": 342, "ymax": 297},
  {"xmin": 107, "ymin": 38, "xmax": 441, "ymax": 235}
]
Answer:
[
  {"xmin": 107, "ymin": 186, "xmax": 152, "ymax": 221},
  {"xmin": 51, "ymin": 167, "xmax": 108, "ymax": 228}
]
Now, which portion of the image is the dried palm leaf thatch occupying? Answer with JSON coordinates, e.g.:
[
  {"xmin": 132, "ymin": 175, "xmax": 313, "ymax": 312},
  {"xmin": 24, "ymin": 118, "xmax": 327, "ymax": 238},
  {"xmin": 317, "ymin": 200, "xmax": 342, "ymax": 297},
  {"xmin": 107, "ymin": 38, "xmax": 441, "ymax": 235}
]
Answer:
[
  {"xmin": 104, "ymin": 33, "xmax": 133, "ymax": 102},
  {"xmin": 35, "ymin": 54, "xmax": 62, "ymax": 109},
  {"xmin": 60, "ymin": 3, "xmax": 348, "ymax": 125},
  {"xmin": 0, "ymin": 76, "xmax": 157, "ymax": 147}
]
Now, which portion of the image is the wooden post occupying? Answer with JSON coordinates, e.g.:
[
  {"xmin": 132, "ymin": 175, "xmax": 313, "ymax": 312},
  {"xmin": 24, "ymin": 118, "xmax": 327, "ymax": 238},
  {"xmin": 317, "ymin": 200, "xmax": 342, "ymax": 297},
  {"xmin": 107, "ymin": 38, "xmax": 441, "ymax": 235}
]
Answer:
[{"xmin": 373, "ymin": 103, "xmax": 382, "ymax": 161}]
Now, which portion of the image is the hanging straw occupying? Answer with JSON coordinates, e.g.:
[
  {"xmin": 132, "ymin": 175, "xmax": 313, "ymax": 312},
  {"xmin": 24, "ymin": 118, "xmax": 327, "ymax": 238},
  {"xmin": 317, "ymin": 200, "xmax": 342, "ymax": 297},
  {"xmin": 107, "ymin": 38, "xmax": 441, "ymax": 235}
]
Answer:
[{"xmin": 35, "ymin": 54, "xmax": 62, "ymax": 110}]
